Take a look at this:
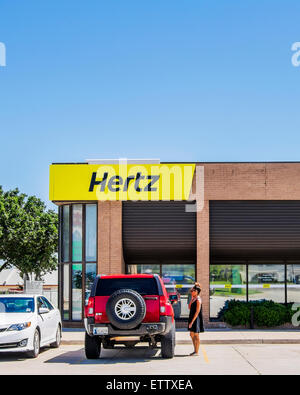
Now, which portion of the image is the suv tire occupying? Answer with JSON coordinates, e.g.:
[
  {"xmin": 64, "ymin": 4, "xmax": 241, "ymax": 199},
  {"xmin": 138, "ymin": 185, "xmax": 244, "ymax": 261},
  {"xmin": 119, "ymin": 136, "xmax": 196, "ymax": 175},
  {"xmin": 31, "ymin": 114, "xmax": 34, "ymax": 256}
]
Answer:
[
  {"xmin": 85, "ymin": 332, "xmax": 101, "ymax": 359},
  {"xmin": 106, "ymin": 288, "xmax": 146, "ymax": 330},
  {"xmin": 161, "ymin": 323, "xmax": 175, "ymax": 359}
]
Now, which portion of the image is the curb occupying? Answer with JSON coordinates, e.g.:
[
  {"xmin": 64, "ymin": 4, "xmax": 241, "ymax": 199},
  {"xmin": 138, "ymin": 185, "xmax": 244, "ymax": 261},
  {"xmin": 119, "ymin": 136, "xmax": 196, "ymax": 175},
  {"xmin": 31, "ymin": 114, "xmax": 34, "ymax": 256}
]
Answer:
[
  {"xmin": 176, "ymin": 339, "xmax": 300, "ymax": 345},
  {"xmin": 61, "ymin": 339, "xmax": 300, "ymax": 346}
]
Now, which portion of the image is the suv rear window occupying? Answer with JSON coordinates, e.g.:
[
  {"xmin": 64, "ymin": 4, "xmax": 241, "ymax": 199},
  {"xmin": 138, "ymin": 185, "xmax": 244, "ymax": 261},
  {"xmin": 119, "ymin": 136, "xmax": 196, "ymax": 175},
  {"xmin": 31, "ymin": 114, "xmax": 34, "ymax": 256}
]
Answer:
[{"xmin": 96, "ymin": 278, "xmax": 158, "ymax": 296}]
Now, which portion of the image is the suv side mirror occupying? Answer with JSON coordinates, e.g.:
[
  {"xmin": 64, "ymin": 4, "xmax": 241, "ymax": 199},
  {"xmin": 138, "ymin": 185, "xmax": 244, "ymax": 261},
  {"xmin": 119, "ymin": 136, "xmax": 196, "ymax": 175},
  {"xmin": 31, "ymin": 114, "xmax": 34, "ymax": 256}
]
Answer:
[{"xmin": 39, "ymin": 307, "xmax": 50, "ymax": 315}]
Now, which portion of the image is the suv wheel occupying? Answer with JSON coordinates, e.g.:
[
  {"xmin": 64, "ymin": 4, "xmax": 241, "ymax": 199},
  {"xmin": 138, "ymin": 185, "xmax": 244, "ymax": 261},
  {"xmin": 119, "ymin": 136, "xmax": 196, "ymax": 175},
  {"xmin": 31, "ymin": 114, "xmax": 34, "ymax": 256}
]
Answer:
[
  {"xmin": 85, "ymin": 333, "xmax": 101, "ymax": 359},
  {"xmin": 106, "ymin": 289, "xmax": 146, "ymax": 330},
  {"xmin": 161, "ymin": 323, "xmax": 175, "ymax": 359}
]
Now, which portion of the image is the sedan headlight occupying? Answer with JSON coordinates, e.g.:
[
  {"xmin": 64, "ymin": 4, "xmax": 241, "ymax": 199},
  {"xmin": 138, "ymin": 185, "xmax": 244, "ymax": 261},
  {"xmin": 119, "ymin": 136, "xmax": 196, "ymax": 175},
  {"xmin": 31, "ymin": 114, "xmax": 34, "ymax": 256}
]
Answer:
[{"xmin": 7, "ymin": 322, "xmax": 31, "ymax": 331}]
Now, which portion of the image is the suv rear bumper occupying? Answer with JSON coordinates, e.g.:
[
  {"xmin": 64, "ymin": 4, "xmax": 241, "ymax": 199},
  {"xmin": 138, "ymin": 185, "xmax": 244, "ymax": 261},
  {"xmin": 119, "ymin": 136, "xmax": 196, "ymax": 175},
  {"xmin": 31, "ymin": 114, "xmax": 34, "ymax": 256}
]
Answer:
[
  {"xmin": 87, "ymin": 322, "xmax": 165, "ymax": 337},
  {"xmin": 85, "ymin": 316, "xmax": 173, "ymax": 337}
]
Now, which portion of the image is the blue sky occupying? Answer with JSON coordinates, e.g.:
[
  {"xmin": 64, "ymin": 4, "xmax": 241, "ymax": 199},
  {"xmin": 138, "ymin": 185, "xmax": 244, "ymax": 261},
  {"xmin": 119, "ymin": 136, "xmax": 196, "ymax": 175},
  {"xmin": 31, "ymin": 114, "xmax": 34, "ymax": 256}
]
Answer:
[{"xmin": 0, "ymin": 0, "xmax": 300, "ymax": 209}]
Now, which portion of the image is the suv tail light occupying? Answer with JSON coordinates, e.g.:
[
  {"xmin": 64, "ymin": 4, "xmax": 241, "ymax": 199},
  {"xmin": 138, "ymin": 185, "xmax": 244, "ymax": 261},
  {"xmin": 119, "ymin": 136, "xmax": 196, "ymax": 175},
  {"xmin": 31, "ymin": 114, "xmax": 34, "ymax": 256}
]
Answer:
[
  {"xmin": 86, "ymin": 297, "xmax": 95, "ymax": 317},
  {"xmin": 159, "ymin": 296, "xmax": 169, "ymax": 315}
]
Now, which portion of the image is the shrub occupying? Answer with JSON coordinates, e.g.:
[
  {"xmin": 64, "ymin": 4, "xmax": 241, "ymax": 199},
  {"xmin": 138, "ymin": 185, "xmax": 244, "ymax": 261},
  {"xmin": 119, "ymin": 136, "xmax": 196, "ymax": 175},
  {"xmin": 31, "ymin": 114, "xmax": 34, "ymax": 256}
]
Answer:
[{"xmin": 219, "ymin": 299, "xmax": 293, "ymax": 328}]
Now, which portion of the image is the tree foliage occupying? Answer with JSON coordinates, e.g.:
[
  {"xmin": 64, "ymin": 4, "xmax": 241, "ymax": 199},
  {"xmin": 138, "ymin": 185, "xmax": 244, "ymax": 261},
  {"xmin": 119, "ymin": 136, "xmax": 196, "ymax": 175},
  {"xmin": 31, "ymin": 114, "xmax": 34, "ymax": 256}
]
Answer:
[{"xmin": 0, "ymin": 186, "xmax": 58, "ymax": 280}]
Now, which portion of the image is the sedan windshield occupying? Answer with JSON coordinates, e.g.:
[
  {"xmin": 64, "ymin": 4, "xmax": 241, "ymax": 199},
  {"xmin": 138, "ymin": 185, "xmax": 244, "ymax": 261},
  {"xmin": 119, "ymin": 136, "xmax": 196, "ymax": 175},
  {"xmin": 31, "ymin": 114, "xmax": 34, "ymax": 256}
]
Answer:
[{"xmin": 0, "ymin": 297, "xmax": 35, "ymax": 313}]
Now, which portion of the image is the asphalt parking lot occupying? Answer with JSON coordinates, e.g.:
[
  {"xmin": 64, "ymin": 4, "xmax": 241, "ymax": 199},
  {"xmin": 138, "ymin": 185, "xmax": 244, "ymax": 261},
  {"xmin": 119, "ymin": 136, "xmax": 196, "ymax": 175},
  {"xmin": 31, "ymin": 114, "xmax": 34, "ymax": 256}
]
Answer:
[{"xmin": 1, "ymin": 343, "xmax": 300, "ymax": 375}]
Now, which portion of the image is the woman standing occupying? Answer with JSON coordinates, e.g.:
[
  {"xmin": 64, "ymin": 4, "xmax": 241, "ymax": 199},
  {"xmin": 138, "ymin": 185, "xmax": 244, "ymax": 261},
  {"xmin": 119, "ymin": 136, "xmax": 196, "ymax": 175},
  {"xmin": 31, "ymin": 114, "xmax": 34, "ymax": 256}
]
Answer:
[{"xmin": 188, "ymin": 282, "xmax": 204, "ymax": 356}]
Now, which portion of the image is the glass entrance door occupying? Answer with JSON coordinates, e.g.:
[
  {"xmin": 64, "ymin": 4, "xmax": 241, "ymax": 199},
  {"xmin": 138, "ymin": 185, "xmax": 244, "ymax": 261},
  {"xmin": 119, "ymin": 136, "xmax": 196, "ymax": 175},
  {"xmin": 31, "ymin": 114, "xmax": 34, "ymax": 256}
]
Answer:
[{"xmin": 127, "ymin": 264, "xmax": 196, "ymax": 318}]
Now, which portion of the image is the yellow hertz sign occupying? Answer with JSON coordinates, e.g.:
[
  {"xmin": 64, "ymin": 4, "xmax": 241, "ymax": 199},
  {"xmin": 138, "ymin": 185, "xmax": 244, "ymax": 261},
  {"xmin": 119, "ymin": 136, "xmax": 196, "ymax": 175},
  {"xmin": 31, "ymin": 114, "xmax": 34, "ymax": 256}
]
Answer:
[{"xmin": 49, "ymin": 163, "xmax": 195, "ymax": 201}]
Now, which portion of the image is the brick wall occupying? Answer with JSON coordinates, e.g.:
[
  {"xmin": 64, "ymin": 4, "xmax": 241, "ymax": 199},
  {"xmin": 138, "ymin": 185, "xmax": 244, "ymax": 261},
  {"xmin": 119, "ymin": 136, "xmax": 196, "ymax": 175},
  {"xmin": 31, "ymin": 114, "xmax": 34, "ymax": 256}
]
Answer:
[
  {"xmin": 97, "ymin": 201, "xmax": 123, "ymax": 275},
  {"xmin": 195, "ymin": 162, "xmax": 300, "ymax": 323}
]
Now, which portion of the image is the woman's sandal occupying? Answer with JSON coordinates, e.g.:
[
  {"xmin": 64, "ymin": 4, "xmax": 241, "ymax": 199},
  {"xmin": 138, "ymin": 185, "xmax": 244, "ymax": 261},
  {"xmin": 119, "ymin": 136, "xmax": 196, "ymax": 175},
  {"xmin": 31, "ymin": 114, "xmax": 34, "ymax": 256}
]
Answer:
[{"xmin": 189, "ymin": 351, "xmax": 199, "ymax": 356}]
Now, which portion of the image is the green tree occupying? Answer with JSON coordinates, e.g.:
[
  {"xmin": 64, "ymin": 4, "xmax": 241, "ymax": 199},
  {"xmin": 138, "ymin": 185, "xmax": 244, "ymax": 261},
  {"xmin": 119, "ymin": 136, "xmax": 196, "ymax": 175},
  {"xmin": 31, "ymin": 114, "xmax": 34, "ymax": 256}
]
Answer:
[{"xmin": 0, "ymin": 186, "xmax": 58, "ymax": 281}]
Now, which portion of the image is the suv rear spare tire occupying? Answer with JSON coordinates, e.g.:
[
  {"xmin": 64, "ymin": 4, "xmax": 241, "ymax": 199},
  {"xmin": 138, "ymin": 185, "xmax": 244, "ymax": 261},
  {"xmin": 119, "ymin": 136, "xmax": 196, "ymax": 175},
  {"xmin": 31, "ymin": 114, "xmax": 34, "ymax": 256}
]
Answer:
[{"xmin": 106, "ymin": 288, "xmax": 146, "ymax": 330}]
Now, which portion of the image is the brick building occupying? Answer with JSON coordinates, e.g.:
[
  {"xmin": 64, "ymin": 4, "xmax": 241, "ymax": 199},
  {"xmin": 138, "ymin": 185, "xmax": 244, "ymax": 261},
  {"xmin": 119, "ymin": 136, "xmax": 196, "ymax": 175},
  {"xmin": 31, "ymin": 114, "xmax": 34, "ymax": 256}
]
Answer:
[{"xmin": 50, "ymin": 161, "xmax": 300, "ymax": 327}]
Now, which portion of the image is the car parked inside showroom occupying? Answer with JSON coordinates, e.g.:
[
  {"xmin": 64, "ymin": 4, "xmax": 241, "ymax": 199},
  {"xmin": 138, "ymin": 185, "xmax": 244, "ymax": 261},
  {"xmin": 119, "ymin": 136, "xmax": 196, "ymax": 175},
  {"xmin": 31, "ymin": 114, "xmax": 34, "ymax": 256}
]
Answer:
[{"xmin": 0, "ymin": 294, "xmax": 62, "ymax": 358}]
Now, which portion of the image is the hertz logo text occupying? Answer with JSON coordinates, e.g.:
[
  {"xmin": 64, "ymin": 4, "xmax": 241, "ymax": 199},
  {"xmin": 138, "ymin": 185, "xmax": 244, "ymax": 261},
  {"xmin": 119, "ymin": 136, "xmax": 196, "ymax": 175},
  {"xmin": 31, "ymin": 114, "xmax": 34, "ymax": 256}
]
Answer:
[{"xmin": 89, "ymin": 172, "xmax": 160, "ymax": 192}]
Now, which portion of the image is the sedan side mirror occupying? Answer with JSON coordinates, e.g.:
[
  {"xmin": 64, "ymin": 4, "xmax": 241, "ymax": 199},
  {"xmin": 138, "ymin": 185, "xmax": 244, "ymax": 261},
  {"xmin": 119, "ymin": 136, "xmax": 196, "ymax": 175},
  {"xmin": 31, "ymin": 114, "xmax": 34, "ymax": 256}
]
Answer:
[{"xmin": 39, "ymin": 307, "xmax": 50, "ymax": 315}]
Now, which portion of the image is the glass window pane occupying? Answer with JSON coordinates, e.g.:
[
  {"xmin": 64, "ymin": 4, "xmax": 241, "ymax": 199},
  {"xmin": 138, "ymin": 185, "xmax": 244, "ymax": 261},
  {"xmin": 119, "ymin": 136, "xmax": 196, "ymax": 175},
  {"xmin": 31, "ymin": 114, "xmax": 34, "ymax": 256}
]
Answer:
[
  {"xmin": 72, "ymin": 205, "xmax": 82, "ymax": 262},
  {"xmin": 62, "ymin": 205, "xmax": 70, "ymax": 262},
  {"xmin": 85, "ymin": 204, "xmax": 97, "ymax": 262},
  {"xmin": 127, "ymin": 264, "xmax": 160, "ymax": 275},
  {"xmin": 210, "ymin": 265, "xmax": 246, "ymax": 319},
  {"xmin": 287, "ymin": 264, "xmax": 300, "ymax": 304},
  {"xmin": 85, "ymin": 263, "xmax": 97, "ymax": 305},
  {"xmin": 63, "ymin": 265, "xmax": 70, "ymax": 320},
  {"xmin": 41, "ymin": 297, "xmax": 54, "ymax": 311},
  {"xmin": 248, "ymin": 264, "xmax": 285, "ymax": 303},
  {"xmin": 162, "ymin": 264, "xmax": 195, "ymax": 319},
  {"xmin": 72, "ymin": 264, "xmax": 82, "ymax": 320}
]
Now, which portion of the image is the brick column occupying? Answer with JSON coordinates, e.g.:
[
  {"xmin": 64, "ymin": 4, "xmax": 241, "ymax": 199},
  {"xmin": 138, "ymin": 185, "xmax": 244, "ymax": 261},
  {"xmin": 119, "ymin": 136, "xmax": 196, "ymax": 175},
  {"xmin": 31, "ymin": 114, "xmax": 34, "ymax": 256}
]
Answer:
[
  {"xmin": 196, "ymin": 199, "xmax": 210, "ymax": 324},
  {"xmin": 97, "ymin": 201, "xmax": 123, "ymax": 275}
]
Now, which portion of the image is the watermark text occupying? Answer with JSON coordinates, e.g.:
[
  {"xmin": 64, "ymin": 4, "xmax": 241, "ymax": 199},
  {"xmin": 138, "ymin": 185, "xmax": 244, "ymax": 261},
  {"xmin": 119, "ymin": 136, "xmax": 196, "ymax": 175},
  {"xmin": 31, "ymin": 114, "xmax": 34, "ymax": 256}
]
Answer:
[
  {"xmin": 291, "ymin": 42, "xmax": 300, "ymax": 67},
  {"xmin": 0, "ymin": 42, "xmax": 6, "ymax": 67}
]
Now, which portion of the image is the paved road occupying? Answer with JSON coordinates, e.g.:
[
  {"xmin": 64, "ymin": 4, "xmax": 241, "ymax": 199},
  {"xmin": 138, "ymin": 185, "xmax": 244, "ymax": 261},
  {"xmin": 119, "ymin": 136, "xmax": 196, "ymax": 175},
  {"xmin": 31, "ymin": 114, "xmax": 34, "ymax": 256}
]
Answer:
[{"xmin": 1, "ymin": 343, "xmax": 300, "ymax": 375}]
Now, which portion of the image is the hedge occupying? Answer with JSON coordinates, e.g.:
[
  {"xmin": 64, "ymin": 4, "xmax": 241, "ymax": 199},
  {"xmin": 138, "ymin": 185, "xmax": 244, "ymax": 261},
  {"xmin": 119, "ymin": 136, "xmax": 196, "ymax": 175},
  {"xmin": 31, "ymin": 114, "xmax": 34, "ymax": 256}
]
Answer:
[{"xmin": 218, "ymin": 299, "xmax": 294, "ymax": 327}]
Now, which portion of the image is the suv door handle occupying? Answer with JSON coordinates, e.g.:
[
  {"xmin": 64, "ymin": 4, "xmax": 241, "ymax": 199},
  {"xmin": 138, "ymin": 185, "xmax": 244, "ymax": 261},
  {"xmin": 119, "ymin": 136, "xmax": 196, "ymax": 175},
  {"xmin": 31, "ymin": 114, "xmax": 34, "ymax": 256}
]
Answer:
[{"xmin": 144, "ymin": 297, "xmax": 158, "ymax": 300}]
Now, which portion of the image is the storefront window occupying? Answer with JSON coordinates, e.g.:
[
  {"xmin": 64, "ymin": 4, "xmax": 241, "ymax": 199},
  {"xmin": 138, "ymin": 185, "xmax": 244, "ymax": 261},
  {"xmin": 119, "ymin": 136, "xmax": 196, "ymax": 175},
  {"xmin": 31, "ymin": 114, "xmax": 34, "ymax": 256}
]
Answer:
[
  {"xmin": 209, "ymin": 263, "xmax": 300, "ymax": 320},
  {"xmin": 85, "ymin": 263, "xmax": 97, "ymax": 305},
  {"xmin": 63, "ymin": 264, "xmax": 70, "ymax": 320},
  {"xmin": 126, "ymin": 264, "xmax": 196, "ymax": 319},
  {"xmin": 62, "ymin": 205, "xmax": 70, "ymax": 262},
  {"xmin": 85, "ymin": 204, "xmax": 97, "ymax": 262},
  {"xmin": 72, "ymin": 205, "xmax": 83, "ymax": 262},
  {"xmin": 248, "ymin": 264, "xmax": 285, "ymax": 303},
  {"xmin": 161, "ymin": 264, "xmax": 195, "ymax": 318},
  {"xmin": 72, "ymin": 264, "xmax": 82, "ymax": 321},
  {"xmin": 60, "ymin": 203, "xmax": 98, "ymax": 322},
  {"xmin": 210, "ymin": 265, "xmax": 246, "ymax": 319},
  {"xmin": 127, "ymin": 264, "xmax": 160, "ymax": 275},
  {"xmin": 287, "ymin": 264, "xmax": 300, "ymax": 304}
]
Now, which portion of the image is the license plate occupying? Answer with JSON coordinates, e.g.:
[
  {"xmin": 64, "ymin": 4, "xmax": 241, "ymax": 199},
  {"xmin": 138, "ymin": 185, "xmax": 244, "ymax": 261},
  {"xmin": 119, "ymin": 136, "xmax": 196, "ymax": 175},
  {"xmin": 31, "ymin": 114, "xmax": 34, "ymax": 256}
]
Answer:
[{"xmin": 93, "ymin": 327, "xmax": 108, "ymax": 335}]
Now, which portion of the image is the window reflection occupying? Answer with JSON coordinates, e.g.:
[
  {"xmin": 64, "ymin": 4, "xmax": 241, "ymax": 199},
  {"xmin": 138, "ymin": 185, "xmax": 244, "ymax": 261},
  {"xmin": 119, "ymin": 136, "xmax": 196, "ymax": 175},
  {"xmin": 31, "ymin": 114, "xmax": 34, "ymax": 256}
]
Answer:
[
  {"xmin": 63, "ymin": 264, "xmax": 70, "ymax": 320},
  {"xmin": 248, "ymin": 264, "xmax": 285, "ymax": 303},
  {"xmin": 127, "ymin": 264, "xmax": 160, "ymax": 275},
  {"xmin": 72, "ymin": 264, "xmax": 82, "ymax": 321},
  {"xmin": 62, "ymin": 205, "xmax": 70, "ymax": 262},
  {"xmin": 60, "ymin": 203, "xmax": 98, "ymax": 322},
  {"xmin": 210, "ymin": 265, "xmax": 246, "ymax": 319},
  {"xmin": 162, "ymin": 264, "xmax": 195, "ymax": 319},
  {"xmin": 85, "ymin": 263, "xmax": 97, "ymax": 305},
  {"xmin": 287, "ymin": 264, "xmax": 300, "ymax": 304},
  {"xmin": 209, "ymin": 263, "xmax": 300, "ymax": 320},
  {"xmin": 126, "ymin": 264, "xmax": 196, "ymax": 318},
  {"xmin": 72, "ymin": 205, "xmax": 83, "ymax": 262},
  {"xmin": 85, "ymin": 204, "xmax": 97, "ymax": 262}
]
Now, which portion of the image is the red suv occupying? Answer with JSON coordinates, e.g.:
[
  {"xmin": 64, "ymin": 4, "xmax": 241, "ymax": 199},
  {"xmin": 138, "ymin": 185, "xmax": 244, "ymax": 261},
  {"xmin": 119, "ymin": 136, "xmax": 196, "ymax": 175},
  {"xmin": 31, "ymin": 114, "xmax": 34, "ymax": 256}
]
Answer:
[{"xmin": 84, "ymin": 274, "xmax": 175, "ymax": 359}]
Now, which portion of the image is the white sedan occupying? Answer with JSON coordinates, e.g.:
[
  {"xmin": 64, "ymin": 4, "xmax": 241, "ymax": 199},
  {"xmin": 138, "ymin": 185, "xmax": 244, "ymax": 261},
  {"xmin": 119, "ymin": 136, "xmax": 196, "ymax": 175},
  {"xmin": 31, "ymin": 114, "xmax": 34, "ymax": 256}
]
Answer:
[{"xmin": 0, "ymin": 294, "xmax": 62, "ymax": 358}]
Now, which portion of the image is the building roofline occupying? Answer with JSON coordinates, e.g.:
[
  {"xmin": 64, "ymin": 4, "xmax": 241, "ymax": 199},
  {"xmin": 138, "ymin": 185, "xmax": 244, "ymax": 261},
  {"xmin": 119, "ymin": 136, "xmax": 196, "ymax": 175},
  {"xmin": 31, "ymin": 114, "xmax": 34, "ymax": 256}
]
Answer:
[{"xmin": 51, "ymin": 161, "xmax": 300, "ymax": 165}]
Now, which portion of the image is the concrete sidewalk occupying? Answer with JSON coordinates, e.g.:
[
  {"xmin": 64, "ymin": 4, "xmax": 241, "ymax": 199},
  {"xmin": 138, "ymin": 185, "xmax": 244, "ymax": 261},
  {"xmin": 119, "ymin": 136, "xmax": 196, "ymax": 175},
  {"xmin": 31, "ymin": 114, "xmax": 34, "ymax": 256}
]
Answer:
[{"xmin": 61, "ymin": 328, "xmax": 300, "ymax": 345}]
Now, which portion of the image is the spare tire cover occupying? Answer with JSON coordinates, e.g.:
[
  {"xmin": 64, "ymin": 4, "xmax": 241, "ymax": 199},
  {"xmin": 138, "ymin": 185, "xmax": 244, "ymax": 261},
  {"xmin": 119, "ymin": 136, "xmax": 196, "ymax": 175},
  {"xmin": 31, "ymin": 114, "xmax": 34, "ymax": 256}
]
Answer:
[{"xmin": 106, "ymin": 289, "xmax": 146, "ymax": 330}]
